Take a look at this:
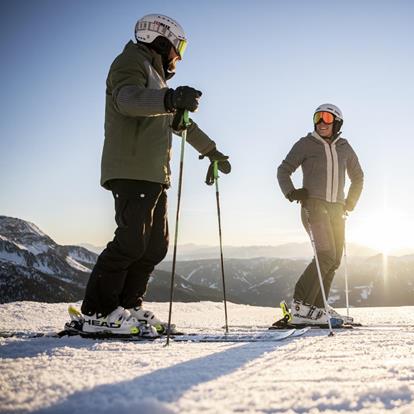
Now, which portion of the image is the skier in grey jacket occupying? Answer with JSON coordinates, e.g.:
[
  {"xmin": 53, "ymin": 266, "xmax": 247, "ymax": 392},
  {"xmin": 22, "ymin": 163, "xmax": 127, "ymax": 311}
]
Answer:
[{"xmin": 277, "ymin": 103, "xmax": 364, "ymax": 325}]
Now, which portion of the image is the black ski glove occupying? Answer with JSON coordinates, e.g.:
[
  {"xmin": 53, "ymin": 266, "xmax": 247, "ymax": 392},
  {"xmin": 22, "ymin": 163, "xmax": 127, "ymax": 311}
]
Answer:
[
  {"xmin": 164, "ymin": 86, "xmax": 202, "ymax": 113},
  {"xmin": 199, "ymin": 148, "xmax": 231, "ymax": 185},
  {"xmin": 287, "ymin": 188, "xmax": 308, "ymax": 203}
]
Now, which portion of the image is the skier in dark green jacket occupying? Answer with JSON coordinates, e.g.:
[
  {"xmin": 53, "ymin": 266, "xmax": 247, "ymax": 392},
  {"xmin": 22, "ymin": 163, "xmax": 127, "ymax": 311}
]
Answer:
[
  {"xmin": 81, "ymin": 14, "xmax": 231, "ymax": 336},
  {"xmin": 277, "ymin": 104, "xmax": 363, "ymax": 326}
]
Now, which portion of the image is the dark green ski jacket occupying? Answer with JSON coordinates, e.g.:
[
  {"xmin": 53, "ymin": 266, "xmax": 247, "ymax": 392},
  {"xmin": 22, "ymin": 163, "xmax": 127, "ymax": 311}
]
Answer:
[{"xmin": 101, "ymin": 41, "xmax": 215, "ymax": 188}]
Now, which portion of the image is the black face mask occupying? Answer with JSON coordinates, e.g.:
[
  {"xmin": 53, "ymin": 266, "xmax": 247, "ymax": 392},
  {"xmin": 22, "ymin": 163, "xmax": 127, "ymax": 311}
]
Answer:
[
  {"xmin": 163, "ymin": 56, "xmax": 176, "ymax": 80},
  {"xmin": 164, "ymin": 70, "xmax": 175, "ymax": 80}
]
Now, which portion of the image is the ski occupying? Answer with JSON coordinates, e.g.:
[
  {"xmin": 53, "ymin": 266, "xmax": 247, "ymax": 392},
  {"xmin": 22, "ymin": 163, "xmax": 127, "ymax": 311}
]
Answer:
[
  {"xmin": 172, "ymin": 327, "xmax": 310, "ymax": 343},
  {"xmin": 0, "ymin": 327, "xmax": 310, "ymax": 343},
  {"xmin": 0, "ymin": 330, "xmax": 63, "ymax": 339},
  {"xmin": 269, "ymin": 322, "xmax": 354, "ymax": 330},
  {"xmin": 0, "ymin": 326, "xmax": 161, "ymax": 342}
]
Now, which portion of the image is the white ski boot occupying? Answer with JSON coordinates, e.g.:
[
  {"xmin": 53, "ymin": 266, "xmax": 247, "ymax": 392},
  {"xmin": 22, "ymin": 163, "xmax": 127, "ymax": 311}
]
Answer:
[
  {"xmin": 290, "ymin": 299, "xmax": 344, "ymax": 327},
  {"xmin": 82, "ymin": 306, "xmax": 158, "ymax": 337},
  {"xmin": 128, "ymin": 306, "xmax": 179, "ymax": 335},
  {"xmin": 327, "ymin": 305, "xmax": 354, "ymax": 325}
]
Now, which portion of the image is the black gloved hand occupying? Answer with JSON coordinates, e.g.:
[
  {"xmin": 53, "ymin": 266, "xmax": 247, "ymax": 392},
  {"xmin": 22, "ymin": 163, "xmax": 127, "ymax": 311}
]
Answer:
[
  {"xmin": 287, "ymin": 188, "xmax": 308, "ymax": 203},
  {"xmin": 199, "ymin": 148, "xmax": 231, "ymax": 185},
  {"xmin": 164, "ymin": 86, "xmax": 202, "ymax": 112}
]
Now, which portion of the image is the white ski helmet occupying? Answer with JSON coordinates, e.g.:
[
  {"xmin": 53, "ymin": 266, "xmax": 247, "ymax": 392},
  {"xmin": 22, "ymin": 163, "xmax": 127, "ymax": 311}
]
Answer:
[
  {"xmin": 135, "ymin": 14, "xmax": 187, "ymax": 58},
  {"xmin": 314, "ymin": 103, "xmax": 343, "ymax": 121},
  {"xmin": 314, "ymin": 103, "xmax": 343, "ymax": 134}
]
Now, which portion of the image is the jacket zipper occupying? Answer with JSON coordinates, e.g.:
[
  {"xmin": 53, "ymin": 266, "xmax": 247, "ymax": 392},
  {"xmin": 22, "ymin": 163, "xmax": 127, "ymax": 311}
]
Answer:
[{"xmin": 328, "ymin": 142, "xmax": 335, "ymax": 202}]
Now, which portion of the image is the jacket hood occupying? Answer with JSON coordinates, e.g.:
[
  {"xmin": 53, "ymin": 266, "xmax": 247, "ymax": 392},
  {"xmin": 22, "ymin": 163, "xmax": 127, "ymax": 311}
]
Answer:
[
  {"xmin": 123, "ymin": 41, "xmax": 166, "ymax": 80},
  {"xmin": 308, "ymin": 131, "xmax": 346, "ymax": 145}
]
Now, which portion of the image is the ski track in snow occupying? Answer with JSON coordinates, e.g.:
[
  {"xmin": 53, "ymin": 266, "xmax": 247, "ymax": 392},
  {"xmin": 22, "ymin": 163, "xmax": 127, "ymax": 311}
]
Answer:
[{"xmin": 0, "ymin": 302, "xmax": 414, "ymax": 414}]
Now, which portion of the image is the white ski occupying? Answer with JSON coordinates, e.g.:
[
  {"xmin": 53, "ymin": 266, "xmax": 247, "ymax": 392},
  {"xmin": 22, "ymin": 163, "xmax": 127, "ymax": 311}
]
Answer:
[{"xmin": 172, "ymin": 327, "xmax": 310, "ymax": 343}]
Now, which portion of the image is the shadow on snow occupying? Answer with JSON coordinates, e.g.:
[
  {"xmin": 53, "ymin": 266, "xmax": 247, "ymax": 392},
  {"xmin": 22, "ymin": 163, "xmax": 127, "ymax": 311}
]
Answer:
[{"xmin": 21, "ymin": 334, "xmax": 321, "ymax": 413}]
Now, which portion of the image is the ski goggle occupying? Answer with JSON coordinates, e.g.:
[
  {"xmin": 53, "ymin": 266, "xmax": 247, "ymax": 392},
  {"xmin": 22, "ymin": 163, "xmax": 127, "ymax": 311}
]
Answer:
[
  {"xmin": 313, "ymin": 111, "xmax": 335, "ymax": 125},
  {"xmin": 173, "ymin": 39, "xmax": 187, "ymax": 59}
]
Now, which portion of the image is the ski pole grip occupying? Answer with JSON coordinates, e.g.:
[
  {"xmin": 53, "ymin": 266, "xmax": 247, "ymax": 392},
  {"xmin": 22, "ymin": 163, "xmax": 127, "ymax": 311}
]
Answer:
[
  {"xmin": 183, "ymin": 109, "xmax": 190, "ymax": 127},
  {"xmin": 213, "ymin": 160, "xmax": 219, "ymax": 180},
  {"xmin": 172, "ymin": 109, "xmax": 190, "ymax": 131}
]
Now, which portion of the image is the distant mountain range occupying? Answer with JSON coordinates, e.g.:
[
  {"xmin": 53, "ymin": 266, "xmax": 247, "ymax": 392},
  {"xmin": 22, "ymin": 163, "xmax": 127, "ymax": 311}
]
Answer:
[
  {"xmin": 80, "ymin": 242, "xmax": 382, "ymax": 260},
  {"xmin": 157, "ymin": 254, "xmax": 414, "ymax": 307},
  {"xmin": 1, "ymin": 216, "xmax": 413, "ymax": 307}
]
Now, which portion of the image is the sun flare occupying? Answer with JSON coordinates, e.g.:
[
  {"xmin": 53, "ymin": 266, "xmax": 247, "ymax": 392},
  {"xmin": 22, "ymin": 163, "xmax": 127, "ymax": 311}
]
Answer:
[{"xmin": 348, "ymin": 209, "xmax": 414, "ymax": 255}]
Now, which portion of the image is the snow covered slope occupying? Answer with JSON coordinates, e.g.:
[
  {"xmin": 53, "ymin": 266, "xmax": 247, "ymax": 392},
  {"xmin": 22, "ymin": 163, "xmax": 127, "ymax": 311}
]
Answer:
[{"xmin": 1, "ymin": 302, "xmax": 413, "ymax": 413}]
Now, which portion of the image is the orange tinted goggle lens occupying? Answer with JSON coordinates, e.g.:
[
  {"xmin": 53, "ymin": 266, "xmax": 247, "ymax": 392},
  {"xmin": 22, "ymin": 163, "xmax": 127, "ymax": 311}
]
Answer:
[{"xmin": 314, "ymin": 111, "xmax": 335, "ymax": 124}]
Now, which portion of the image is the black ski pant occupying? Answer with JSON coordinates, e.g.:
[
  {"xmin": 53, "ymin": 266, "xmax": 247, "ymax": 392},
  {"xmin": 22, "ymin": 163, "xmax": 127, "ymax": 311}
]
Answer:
[
  {"xmin": 293, "ymin": 198, "xmax": 345, "ymax": 308},
  {"xmin": 81, "ymin": 179, "xmax": 169, "ymax": 316}
]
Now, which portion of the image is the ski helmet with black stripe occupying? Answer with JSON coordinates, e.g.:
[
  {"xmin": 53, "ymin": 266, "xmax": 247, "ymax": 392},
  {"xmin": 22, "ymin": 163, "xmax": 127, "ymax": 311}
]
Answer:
[{"xmin": 314, "ymin": 103, "xmax": 343, "ymax": 135}]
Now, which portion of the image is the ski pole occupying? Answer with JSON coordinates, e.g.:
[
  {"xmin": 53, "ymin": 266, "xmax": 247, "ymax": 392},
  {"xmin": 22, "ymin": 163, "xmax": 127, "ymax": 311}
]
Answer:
[
  {"xmin": 303, "ymin": 207, "xmax": 334, "ymax": 337},
  {"xmin": 213, "ymin": 160, "xmax": 229, "ymax": 334},
  {"xmin": 343, "ymin": 214, "xmax": 350, "ymax": 318},
  {"xmin": 165, "ymin": 110, "xmax": 190, "ymax": 346}
]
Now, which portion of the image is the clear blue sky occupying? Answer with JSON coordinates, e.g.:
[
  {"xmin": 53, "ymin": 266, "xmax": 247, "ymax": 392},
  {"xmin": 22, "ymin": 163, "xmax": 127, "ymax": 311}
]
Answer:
[{"xmin": 1, "ymin": 0, "xmax": 414, "ymax": 253}]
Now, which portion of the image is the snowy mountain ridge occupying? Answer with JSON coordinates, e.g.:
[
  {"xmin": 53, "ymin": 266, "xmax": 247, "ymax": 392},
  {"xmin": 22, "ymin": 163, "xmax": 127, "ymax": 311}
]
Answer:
[
  {"xmin": 0, "ymin": 216, "xmax": 97, "ymax": 303},
  {"xmin": 0, "ymin": 215, "xmax": 53, "ymax": 255}
]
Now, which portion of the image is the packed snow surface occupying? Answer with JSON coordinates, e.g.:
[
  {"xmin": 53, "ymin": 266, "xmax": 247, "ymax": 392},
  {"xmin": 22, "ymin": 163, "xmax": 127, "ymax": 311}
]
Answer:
[{"xmin": 1, "ymin": 302, "xmax": 413, "ymax": 414}]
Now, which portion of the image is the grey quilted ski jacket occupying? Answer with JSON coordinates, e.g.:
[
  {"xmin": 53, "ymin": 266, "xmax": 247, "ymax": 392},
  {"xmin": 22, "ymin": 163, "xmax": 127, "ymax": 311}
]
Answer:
[{"xmin": 277, "ymin": 132, "xmax": 364, "ymax": 210}]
